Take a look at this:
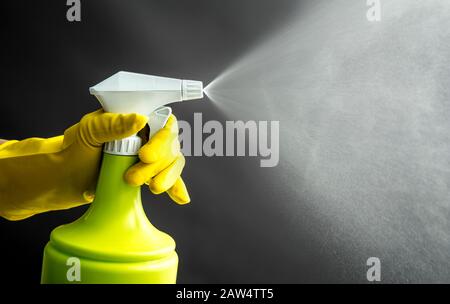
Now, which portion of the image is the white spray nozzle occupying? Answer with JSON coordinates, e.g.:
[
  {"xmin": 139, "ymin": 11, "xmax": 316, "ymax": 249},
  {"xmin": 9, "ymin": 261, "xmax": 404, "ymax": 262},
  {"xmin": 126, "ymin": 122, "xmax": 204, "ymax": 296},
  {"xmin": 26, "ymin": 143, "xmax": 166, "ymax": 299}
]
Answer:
[{"xmin": 182, "ymin": 79, "xmax": 203, "ymax": 101}]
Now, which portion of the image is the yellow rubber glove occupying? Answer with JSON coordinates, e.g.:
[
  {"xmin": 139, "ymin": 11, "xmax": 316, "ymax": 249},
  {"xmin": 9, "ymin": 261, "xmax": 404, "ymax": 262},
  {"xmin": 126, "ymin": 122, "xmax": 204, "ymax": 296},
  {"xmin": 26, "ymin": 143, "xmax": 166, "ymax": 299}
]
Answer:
[
  {"xmin": 124, "ymin": 114, "xmax": 189, "ymax": 202},
  {"xmin": 0, "ymin": 109, "xmax": 190, "ymax": 221}
]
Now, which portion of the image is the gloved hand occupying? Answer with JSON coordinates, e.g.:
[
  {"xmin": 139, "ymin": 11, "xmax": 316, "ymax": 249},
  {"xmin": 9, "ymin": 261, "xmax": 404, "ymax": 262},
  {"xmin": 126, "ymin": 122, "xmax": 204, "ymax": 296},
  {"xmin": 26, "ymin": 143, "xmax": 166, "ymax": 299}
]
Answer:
[{"xmin": 0, "ymin": 109, "xmax": 189, "ymax": 221}]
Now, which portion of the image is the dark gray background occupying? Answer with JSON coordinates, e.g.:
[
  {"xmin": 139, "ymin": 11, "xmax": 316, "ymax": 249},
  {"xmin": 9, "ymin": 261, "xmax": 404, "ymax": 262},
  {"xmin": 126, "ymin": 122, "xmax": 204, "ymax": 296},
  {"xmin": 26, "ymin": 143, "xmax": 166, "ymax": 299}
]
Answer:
[
  {"xmin": 1, "ymin": 0, "xmax": 307, "ymax": 284},
  {"xmin": 1, "ymin": 0, "xmax": 448, "ymax": 284}
]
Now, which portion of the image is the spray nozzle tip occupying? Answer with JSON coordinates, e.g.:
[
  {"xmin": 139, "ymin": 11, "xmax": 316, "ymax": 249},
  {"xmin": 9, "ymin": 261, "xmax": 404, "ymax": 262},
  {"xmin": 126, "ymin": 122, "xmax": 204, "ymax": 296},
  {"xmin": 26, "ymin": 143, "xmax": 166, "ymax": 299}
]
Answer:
[{"xmin": 182, "ymin": 79, "xmax": 203, "ymax": 101}]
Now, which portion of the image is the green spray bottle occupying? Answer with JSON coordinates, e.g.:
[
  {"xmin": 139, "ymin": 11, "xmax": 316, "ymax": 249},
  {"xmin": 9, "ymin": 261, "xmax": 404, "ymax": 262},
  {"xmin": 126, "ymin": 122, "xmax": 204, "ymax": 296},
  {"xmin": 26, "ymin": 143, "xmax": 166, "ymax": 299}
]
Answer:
[{"xmin": 41, "ymin": 71, "xmax": 203, "ymax": 283}]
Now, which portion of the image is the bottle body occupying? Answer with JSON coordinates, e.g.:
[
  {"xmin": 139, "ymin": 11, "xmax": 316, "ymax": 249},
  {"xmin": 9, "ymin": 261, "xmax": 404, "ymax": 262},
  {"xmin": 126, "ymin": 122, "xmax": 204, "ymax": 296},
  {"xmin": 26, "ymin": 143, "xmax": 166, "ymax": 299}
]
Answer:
[
  {"xmin": 41, "ymin": 243, "xmax": 178, "ymax": 283},
  {"xmin": 41, "ymin": 153, "xmax": 178, "ymax": 284}
]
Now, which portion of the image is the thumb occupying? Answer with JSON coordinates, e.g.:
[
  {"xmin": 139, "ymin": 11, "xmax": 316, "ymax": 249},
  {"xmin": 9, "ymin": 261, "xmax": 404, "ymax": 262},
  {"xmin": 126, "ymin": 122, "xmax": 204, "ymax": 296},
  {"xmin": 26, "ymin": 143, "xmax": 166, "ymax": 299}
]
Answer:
[{"xmin": 79, "ymin": 110, "xmax": 148, "ymax": 147}]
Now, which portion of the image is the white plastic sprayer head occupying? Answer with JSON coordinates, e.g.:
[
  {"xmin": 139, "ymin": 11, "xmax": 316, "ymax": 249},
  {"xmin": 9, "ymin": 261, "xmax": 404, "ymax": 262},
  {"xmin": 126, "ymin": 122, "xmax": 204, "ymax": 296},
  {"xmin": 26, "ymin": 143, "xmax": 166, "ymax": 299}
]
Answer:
[
  {"xmin": 89, "ymin": 71, "xmax": 204, "ymax": 155},
  {"xmin": 182, "ymin": 79, "xmax": 203, "ymax": 101},
  {"xmin": 89, "ymin": 71, "xmax": 203, "ymax": 115}
]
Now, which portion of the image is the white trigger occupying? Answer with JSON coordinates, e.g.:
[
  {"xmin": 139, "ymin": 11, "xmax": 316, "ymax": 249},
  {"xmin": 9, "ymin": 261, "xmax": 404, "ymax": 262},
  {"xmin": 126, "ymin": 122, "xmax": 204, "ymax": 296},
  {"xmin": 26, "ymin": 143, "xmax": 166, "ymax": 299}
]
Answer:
[{"xmin": 148, "ymin": 106, "xmax": 172, "ymax": 138}]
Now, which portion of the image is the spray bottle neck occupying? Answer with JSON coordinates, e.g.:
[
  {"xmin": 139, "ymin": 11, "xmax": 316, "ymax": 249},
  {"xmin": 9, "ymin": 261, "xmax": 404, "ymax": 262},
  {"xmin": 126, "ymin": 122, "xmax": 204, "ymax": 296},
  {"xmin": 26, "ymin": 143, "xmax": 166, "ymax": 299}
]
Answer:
[
  {"xmin": 103, "ymin": 134, "xmax": 142, "ymax": 156},
  {"xmin": 83, "ymin": 152, "xmax": 145, "ymax": 223}
]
